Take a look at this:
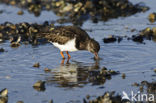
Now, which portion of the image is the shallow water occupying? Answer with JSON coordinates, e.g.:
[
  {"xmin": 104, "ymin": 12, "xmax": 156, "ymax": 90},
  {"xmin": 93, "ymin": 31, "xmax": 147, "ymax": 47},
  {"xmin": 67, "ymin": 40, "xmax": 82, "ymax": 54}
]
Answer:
[{"xmin": 0, "ymin": 0, "xmax": 156, "ymax": 103}]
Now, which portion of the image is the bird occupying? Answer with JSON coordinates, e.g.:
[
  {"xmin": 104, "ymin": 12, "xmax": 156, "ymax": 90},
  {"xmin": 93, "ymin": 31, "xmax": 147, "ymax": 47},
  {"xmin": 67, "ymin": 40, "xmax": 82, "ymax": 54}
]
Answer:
[{"xmin": 45, "ymin": 26, "xmax": 100, "ymax": 59}]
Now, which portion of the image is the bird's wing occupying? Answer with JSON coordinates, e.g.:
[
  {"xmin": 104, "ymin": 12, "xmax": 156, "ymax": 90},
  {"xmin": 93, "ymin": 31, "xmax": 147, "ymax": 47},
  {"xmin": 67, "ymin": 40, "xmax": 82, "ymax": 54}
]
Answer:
[
  {"xmin": 45, "ymin": 26, "xmax": 90, "ymax": 45},
  {"xmin": 64, "ymin": 26, "xmax": 90, "ymax": 41},
  {"xmin": 45, "ymin": 27, "xmax": 75, "ymax": 44}
]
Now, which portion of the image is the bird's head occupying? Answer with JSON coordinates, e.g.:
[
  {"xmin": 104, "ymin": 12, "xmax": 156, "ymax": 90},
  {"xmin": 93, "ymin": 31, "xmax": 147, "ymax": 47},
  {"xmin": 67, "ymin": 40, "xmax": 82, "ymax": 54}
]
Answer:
[{"xmin": 87, "ymin": 39, "xmax": 100, "ymax": 60}]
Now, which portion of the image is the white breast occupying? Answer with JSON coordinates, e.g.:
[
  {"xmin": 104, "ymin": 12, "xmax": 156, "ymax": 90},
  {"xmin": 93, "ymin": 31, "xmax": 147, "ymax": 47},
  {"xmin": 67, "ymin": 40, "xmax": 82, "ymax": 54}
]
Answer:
[{"xmin": 51, "ymin": 38, "xmax": 78, "ymax": 52}]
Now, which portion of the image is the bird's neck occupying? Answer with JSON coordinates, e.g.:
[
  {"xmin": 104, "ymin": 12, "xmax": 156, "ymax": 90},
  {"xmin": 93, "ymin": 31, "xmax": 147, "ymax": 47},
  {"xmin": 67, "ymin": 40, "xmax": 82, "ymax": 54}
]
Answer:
[{"xmin": 76, "ymin": 38, "xmax": 91, "ymax": 51}]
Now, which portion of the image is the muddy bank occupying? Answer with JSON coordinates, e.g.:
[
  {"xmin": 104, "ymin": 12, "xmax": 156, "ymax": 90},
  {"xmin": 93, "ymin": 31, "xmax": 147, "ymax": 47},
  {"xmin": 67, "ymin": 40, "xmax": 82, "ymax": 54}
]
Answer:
[{"xmin": 0, "ymin": 0, "xmax": 149, "ymax": 25}]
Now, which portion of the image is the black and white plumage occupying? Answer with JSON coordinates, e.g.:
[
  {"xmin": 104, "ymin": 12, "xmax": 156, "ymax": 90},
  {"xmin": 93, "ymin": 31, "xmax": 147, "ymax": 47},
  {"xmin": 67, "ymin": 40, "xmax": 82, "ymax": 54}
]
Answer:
[{"xmin": 45, "ymin": 26, "xmax": 100, "ymax": 59}]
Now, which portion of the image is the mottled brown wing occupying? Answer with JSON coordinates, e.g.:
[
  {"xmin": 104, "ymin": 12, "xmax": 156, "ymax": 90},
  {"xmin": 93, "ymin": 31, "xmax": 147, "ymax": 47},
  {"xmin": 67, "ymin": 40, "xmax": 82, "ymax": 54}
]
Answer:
[
  {"xmin": 45, "ymin": 26, "xmax": 76, "ymax": 44},
  {"xmin": 45, "ymin": 34, "xmax": 72, "ymax": 44},
  {"xmin": 64, "ymin": 26, "xmax": 90, "ymax": 41}
]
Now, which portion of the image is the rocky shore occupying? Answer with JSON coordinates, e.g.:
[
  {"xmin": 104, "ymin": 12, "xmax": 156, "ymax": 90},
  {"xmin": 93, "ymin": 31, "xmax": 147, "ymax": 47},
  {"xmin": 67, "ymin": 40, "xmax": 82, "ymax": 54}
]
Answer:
[
  {"xmin": 0, "ymin": 0, "xmax": 149, "ymax": 25},
  {"xmin": 1, "ymin": 21, "xmax": 156, "ymax": 48},
  {"xmin": 103, "ymin": 27, "xmax": 156, "ymax": 43}
]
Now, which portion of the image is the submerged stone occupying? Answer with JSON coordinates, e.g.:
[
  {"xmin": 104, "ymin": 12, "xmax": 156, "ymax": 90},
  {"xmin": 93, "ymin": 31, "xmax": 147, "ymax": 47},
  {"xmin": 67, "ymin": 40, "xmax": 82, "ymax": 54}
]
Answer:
[
  {"xmin": 148, "ymin": 13, "xmax": 156, "ymax": 23},
  {"xmin": 17, "ymin": 10, "xmax": 24, "ymax": 15},
  {"xmin": 33, "ymin": 62, "xmax": 40, "ymax": 68},
  {"xmin": 16, "ymin": 101, "xmax": 24, "ymax": 103},
  {"xmin": 103, "ymin": 35, "xmax": 117, "ymax": 43},
  {"xmin": 0, "ymin": 48, "xmax": 5, "ymax": 52},
  {"xmin": 152, "ymin": 27, "xmax": 156, "ymax": 36},
  {"xmin": 0, "ymin": 89, "xmax": 8, "ymax": 97},
  {"xmin": 44, "ymin": 68, "xmax": 51, "ymax": 73},
  {"xmin": 0, "ymin": 88, "xmax": 8, "ymax": 103},
  {"xmin": 122, "ymin": 73, "xmax": 126, "ymax": 79},
  {"xmin": 10, "ymin": 42, "xmax": 21, "ymax": 48},
  {"xmin": 33, "ymin": 80, "xmax": 45, "ymax": 91},
  {"xmin": 132, "ymin": 35, "xmax": 144, "ymax": 43}
]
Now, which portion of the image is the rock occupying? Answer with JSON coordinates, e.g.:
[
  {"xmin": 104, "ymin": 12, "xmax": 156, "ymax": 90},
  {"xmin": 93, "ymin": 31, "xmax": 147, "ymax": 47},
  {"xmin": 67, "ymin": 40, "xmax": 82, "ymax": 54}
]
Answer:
[
  {"xmin": 132, "ymin": 35, "xmax": 144, "ymax": 43},
  {"xmin": 86, "ymin": 95, "xmax": 90, "ymax": 99},
  {"xmin": 154, "ymin": 68, "xmax": 156, "ymax": 73},
  {"xmin": 33, "ymin": 63, "xmax": 40, "ymax": 68},
  {"xmin": 0, "ymin": 48, "xmax": 5, "ymax": 52},
  {"xmin": 152, "ymin": 27, "xmax": 156, "ymax": 36},
  {"xmin": 148, "ymin": 13, "xmax": 156, "ymax": 22},
  {"xmin": 10, "ymin": 1, "xmax": 16, "ymax": 5},
  {"xmin": 103, "ymin": 35, "xmax": 117, "ymax": 43},
  {"xmin": 16, "ymin": 101, "xmax": 24, "ymax": 103},
  {"xmin": 131, "ymin": 28, "xmax": 136, "ymax": 32},
  {"xmin": 0, "ymin": 97, "xmax": 8, "ymax": 103},
  {"xmin": 117, "ymin": 36, "xmax": 123, "ymax": 43},
  {"xmin": 10, "ymin": 42, "xmax": 21, "ymax": 48},
  {"xmin": 61, "ymin": 4, "xmax": 73, "ymax": 13},
  {"xmin": 49, "ymin": 100, "xmax": 53, "ymax": 103},
  {"xmin": 0, "ymin": 88, "xmax": 8, "ymax": 103},
  {"xmin": 87, "ymin": 92, "xmax": 122, "ymax": 103},
  {"xmin": 33, "ymin": 80, "xmax": 45, "ymax": 91},
  {"xmin": 0, "ymin": 0, "xmax": 149, "ymax": 25},
  {"xmin": 44, "ymin": 68, "xmax": 51, "ymax": 73},
  {"xmin": 132, "ymin": 82, "xmax": 139, "ymax": 87},
  {"xmin": 17, "ymin": 10, "xmax": 24, "ymax": 15},
  {"xmin": 0, "ymin": 33, "xmax": 3, "ymax": 38},
  {"xmin": 109, "ymin": 70, "xmax": 120, "ymax": 75},
  {"xmin": 139, "ymin": 85, "xmax": 143, "ymax": 92},
  {"xmin": 122, "ymin": 73, "xmax": 126, "ymax": 79},
  {"xmin": 0, "ymin": 88, "xmax": 8, "ymax": 97},
  {"xmin": 103, "ymin": 35, "xmax": 123, "ymax": 43},
  {"xmin": 140, "ymin": 27, "xmax": 152, "ymax": 36}
]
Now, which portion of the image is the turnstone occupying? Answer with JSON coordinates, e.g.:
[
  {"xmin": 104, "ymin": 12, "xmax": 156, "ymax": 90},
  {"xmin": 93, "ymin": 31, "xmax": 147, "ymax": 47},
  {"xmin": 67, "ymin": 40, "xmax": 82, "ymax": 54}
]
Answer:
[{"xmin": 45, "ymin": 26, "xmax": 100, "ymax": 59}]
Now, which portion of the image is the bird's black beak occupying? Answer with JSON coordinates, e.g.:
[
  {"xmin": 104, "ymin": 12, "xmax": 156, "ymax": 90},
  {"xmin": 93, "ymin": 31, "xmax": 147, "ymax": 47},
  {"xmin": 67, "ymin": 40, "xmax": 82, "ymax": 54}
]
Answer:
[{"xmin": 94, "ymin": 52, "xmax": 99, "ymax": 60}]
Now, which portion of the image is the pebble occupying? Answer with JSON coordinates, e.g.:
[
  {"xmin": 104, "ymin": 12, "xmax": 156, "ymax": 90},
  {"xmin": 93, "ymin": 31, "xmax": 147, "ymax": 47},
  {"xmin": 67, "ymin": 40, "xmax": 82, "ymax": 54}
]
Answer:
[
  {"xmin": 132, "ymin": 82, "xmax": 139, "ymax": 87},
  {"xmin": 0, "ymin": 88, "xmax": 8, "ymax": 97},
  {"xmin": 49, "ymin": 100, "xmax": 53, "ymax": 103},
  {"xmin": 148, "ymin": 13, "xmax": 156, "ymax": 22},
  {"xmin": 10, "ymin": 42, "xmax": 21, "ymax": 48},
  {"xmin": 139, "ymin": 85, "xmax": 143, "ymax": 92},
  {"xmin": 33, "ymin": 80, "xmax": 45, "ymax": 90},
  {"xmin": 87, "ymin": 92, "xmax": 121, "ymax": 103},
  {"xmin": 86, "ymin": 95, "xmax": 90, "ymax": 99},
  {"xmin": 44, "ymin": 68, "xmax": 51, "ymax": 73},
  {"xmin": 33, "ymin": 62, "xmax": 40, "ymax": 68},
  {"xmin": 17, "ymin": 10, "xmax": 24, "ymax": 15},
  {"xmin": 122, "ymin": 73, "xmax": 126, "ymax": 79},
  {"xmin": 16, "ymin": 101, "xmax": 24, "ymax": 103},
  {"xmin": 103, "ymin": 35, "xmax": 117, "ymax": 43},
  {"xmin": 0, "ymin": 88, "xmax": 8, "ymax": 103},
  {"xmin": 132, "ymin": 35, "xmax": 144, "ymax": 43},
  {"xmin": 0, "ymin": 48, "xmax": 5, "ymax": 52},
  {"xmin": 152, "ymin": 27, "xmax": 156, "ymax": 36}
]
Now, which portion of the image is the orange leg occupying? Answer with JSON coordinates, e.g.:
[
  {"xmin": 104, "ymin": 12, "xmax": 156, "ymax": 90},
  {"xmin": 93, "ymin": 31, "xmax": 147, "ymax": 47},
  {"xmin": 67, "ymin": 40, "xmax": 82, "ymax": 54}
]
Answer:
[
  {"xmin": 66, "ymin": 51, "xmax": 71, "ymax": 58},
  {"xmin": 60, "ymin": 51, "xmax": 65, "ymax": 59}
]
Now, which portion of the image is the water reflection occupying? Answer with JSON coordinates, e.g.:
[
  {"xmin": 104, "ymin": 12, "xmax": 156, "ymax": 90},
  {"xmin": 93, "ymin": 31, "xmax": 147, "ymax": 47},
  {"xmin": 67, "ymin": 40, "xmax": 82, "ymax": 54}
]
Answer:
[{"xmin": 44, "ymin": 60, "xmax": 109, "ymax": 88}]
